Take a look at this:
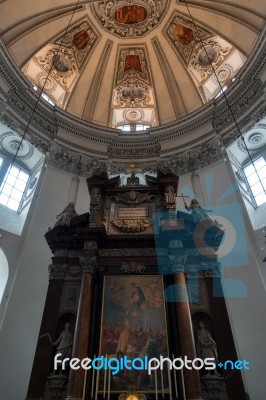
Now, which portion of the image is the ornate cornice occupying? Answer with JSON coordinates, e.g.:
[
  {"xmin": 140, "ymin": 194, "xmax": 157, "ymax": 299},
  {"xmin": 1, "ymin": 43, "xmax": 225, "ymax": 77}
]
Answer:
[{"xmin": 48, "ymin": 263, "xmax": 83, "ymax": 280}]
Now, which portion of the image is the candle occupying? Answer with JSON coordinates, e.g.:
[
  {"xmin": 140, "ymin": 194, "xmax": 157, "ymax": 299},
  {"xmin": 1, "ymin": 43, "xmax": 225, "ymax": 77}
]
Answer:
[
  {"xmin": 172, "ymin": 354, "xmax": 178, "ymax": 399},
  {"xmin": 167, "ymin": 362, "xmax": 172, "ymax": 399},
  {"xmin": 160, "ymin": 366, "xmax": 165, "ymax": 398},
  {"xmin": 91, "ymin": 354, "xmax": 96, "ymax": 398},
  {"xmin": 82, "ymin": 368, "xmax": 87, "ymax": 399},
  {"xmin": 180, "ymin": 365, "xmax": 186, "ymax": 399},
  {"xmin": 107, "ymin": 366, "xmax": 111, "ymax": 400},
  {"xmin": 155, "ymin": 367, "xmax": 158, "ymax": 400},
  {"xmin": 103, "ymin": 354, "xmax": 107, "ymax": 398},
  {"xmin": 95, "ymin": 358, "xmax": 100, "ymax": 400}
]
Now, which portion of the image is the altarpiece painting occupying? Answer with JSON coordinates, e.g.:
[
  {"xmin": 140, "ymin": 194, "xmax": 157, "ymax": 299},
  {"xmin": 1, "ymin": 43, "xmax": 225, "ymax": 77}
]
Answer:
[{"xmin": 99, "ymin": 275, "xmax": 169, "ymax": 392}]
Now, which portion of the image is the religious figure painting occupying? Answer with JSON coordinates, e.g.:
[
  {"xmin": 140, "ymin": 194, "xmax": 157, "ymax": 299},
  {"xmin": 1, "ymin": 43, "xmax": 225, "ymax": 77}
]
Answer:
[{"xmin": 99, "ymin": 275, "xmax": 169, "ymax": 392}]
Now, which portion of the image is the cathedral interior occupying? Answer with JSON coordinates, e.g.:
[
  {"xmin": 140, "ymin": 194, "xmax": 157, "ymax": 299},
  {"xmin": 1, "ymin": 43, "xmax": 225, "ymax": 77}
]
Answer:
[{"xmin": 0, "ymin": 1, "xmax": 266, "ymax": 400}]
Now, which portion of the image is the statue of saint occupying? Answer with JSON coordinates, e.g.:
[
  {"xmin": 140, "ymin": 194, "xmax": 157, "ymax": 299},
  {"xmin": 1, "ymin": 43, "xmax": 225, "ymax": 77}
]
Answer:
[
  {"xmin": 54, "ymin": 202, "xmax": 78, "ymax": 227},
  {"xmin": 127, "ymin": 171, "xmax": 139, "ymax": 186},
  {"xmin": 185, "ymin": 199, "xmax": 211, "ymax": 224},
  {"xmin": 196, "ymin": 321, "xmax": 220, "ymax": 375},
  {"xmin": 52, "ymin": 323, "xmax": 73, "ymax": 374},
  {"xmin": 164, "ymin": 186, "xmax": 176, "ymax": 211},
  {"xmin": 89, "ymin": 188, "xmax": 102, "ymax": 223}
]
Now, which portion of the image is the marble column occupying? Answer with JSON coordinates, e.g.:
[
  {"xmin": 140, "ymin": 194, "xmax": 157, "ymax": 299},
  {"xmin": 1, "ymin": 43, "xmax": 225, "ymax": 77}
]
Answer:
[
  {"xmin": 66, "ymin": 252, "xmax": 97, "ymax": 400},
  {"xmin": 173, "ymin": 271, "xmax": 203, "ymax": 400}
]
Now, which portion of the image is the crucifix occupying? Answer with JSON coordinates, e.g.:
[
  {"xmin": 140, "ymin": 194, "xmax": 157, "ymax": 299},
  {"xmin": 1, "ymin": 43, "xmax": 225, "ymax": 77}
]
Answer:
[{"xmin": 177, "ymin": 192, "xmax": 190, "ymax": 208}]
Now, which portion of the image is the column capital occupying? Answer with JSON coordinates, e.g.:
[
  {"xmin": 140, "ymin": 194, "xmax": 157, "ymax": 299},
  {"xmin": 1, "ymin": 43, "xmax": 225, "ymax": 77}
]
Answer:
[
  {"xmin": 79, "ymin": 255, "xmax": 97, "ymax": 274},
  {"xmin": 48, "ymin": 264, "xmax": 67, "ymax": 280}
]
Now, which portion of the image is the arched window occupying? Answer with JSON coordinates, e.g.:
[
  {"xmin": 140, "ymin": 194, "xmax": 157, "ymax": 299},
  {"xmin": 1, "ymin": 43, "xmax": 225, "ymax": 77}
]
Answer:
[{"xmin": 0, "ymin": 248, "xmax": 8, "ymax": 304}]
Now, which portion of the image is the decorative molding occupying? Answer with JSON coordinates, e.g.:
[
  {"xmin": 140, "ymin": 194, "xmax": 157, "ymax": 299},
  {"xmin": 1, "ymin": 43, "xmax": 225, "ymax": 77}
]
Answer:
[
  {"xmin": 48, "ymin": 264, "xmax": 82, "ymax": 280},
  {"xmin": 46, "ymin": 142, "xmax": 106, "ymax": 178},
  {"xmin": 120, "ymin": 261, "xmax": 146, "ymax": 274},
  {"xmin": 92, "ymin": 0, "xmax": 169, "ymax": 38},
  {"xmin": 108, "ymin": 142, "xmax": 161, "ymax": 158},
  {"xmin": 99, "ymin": 248, "xmax": 156, "ymax": 257},
  {"xmin": 46, "ymin": 375, "xmax": 68, "ymax": 400},
  {"xmin": 53, "ymin": 249, "xmax": 68, "ymax": 257},
  {"xmin": 111, "ymin": 218, "xmax": 150, "ymax": 233},
  {"xmin": 60, "ymin": 283, "xmax": 80, "ymax": 312},
  {"xmin": 165, "ymin": 11, "xmax": 213, "ymax": 65},
  {"xmin": 79, "ymin": 255, "xmax": 97, "ymax": 274},
  {"xmin": 52, "ymin": 17, "xmax": 100, "ymax": 71},
  {"xmin": 48, "ymin": 264, "xmax": 67, "ymax": 280},
  {"xmin": 0, "ymin": 131, "xmax": 34, "ymax": 160},
  {"xmin": 0, "ymin": 32, "xmax": 266, "ymax": 173},
  {"xmin": 84, "ymin": 241, "xmax": 98, "ymax": 250},
  {"xmin": 116, "ymin": 46, "xmax": 151, "ymax": 85}
]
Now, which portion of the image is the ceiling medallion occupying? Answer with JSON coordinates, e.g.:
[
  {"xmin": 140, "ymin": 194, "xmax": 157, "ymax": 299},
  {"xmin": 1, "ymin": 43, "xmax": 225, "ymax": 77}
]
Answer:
[
  {"xmin": 92, "ymin": 0, "xmax": 169, "ymax": 38},
  {"xmin": 36, "ymin": 73, "xmax": 56, "ymax": 92},
  {"xmin": 237, "ymin": 129, "xmax": 266, "ymax": 153},
  {"xmin": 10, "ymin": 140, "xmax": 21, "ymax": 151},
  {"xmin": 249, "ymin": 133, "xmax": 263, "ymax": 145},
  {"xmin": 0, "ymin": 132, "xmax": 33, "ymax": 159},
  {"xmin": 123, "ymin": 109, "xmax": 144, "ymax": 122},
  {"xmin": 212, "ymin": 65, "xmax": 232, "ymax": 84}
]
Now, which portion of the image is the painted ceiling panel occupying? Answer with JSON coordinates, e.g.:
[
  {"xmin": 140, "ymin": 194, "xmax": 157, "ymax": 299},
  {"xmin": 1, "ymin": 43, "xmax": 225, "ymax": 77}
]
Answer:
[{"xmin": 0, "ymin": 0, "xmax": 265, "ymax": 128}]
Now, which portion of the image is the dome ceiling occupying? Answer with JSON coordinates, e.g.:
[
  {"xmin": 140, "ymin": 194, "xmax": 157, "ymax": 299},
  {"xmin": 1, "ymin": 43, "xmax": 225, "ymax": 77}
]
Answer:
[{"xmin": 0, "ymin": 0, "xmax": 265, "ymax": 130}]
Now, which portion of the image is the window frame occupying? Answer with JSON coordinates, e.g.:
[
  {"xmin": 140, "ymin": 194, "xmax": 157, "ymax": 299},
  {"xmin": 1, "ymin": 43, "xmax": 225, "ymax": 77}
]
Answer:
[
  {"xmin": 0, "ymin": 155, "xmax": 30, "ymax": 212},
  {"xmin": 243, "ymin": 156, "xmax": 266, "ymax": 207}
]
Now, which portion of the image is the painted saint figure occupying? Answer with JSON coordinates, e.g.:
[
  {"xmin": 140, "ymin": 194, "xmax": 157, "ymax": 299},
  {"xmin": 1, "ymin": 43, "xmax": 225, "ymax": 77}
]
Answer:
[
  {"xmin": 116, "ymin": 319, "xmax": 131, "ymax": 354},
  {"xmin": 126, "ymin": 282, "xmax": 146, "ymax": 317}
]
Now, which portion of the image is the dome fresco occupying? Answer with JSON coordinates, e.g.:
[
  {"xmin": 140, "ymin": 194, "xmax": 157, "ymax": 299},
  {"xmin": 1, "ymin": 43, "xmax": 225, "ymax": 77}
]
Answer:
[{"xmin": 0, "ymin": 0, "xmax": 264, "ymax": 129}]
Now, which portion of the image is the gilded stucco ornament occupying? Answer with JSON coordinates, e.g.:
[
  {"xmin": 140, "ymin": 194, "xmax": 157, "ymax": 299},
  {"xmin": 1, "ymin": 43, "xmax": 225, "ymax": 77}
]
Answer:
[
  {"xmin": 120, "ymin": 261, "xmax": 146, "ymax": 274},
  {"xmin": 111, "ymin": 218, "xmax": 150, "ymax": 233},
  {"xmin": 92, "ymin": 0, "xmax": 169, "ymax": 38}
]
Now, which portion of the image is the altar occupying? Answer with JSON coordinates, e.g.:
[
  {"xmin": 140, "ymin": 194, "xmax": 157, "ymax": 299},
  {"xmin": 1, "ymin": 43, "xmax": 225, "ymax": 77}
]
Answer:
[{"xmin": 26, "ymin": 171, "xmax": 246, "ymax": 400}]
